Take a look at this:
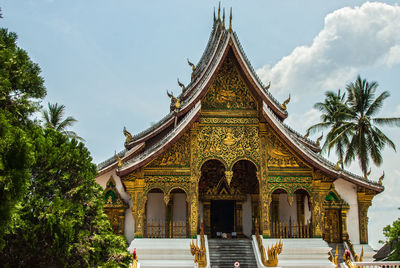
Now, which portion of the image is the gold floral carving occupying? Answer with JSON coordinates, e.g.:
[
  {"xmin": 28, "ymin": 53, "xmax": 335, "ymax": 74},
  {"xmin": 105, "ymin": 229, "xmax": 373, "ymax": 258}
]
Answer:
[
  {"xmin": 357, "ymin": 189, "xmax": 375, "ymax": 244},
  {"xmin": 193, "ymin": 125, "xmax": 260, "ymax": 170},
  {"xmin": 266, "ymin": 130, "xmax": 306, "ymax": 168},
  {"xmin": 147, "ymin": 133, "xmax": 190, "ymax": 167},
  {"xmin": 199, "ymin": 117, "xmax": 259, "ymax": 125},
  {"xmin": 202, "ymin": 54, "xmax": 257, "ymax": 110}
]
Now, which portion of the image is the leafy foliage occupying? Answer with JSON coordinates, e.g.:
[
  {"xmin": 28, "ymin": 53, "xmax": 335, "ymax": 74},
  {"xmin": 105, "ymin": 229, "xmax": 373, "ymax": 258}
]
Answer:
[
  {"xmin": 42, "ymin": 102, "xmax": 84, "ymax": 141},
  {"xmin": 0, "ymin": 28, "xmax": 45, "ymax": 247},
  {"xmin": 0, "ymin": 28, "xmax": 46, "ymax": 123},
  {"xmin": 0, "ymin": 27, "xmax": 129, "ymax": 266},
  {"xmin": 382, "ymin": 210, "xmax": 400, "ymax": 261},
  {"xmin": 1, "ymin": 129, "xmax": 130, "ymax": 267},
  {"xmin": 308, "ymin": 75, "xmax": 400, "ymax": 177},
  {"xmin": 307, "ymin": 89, "xmax": 349, "ymax": 167}
]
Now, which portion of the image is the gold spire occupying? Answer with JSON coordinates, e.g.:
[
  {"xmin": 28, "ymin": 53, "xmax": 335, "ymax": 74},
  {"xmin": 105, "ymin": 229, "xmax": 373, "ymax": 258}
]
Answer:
[
  {"xmin": 213, "ymin": 7, "xmax": 216, "ymax": 22},
  {"xmin": 218, "ymin": 2, "xmax": 221, "ymax": 21},
  {"xmin": 222, "ymin": 8, "xmax": 225, "ymax": 30},
  {"xmin": 229, "ymin": 7, "xmax": 232, "ymax": 32}
]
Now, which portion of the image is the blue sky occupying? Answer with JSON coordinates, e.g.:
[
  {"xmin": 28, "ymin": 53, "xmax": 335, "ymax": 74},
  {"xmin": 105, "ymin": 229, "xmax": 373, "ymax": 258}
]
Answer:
[{"xmin": 2, "ymin": 0, "xmax": 400, "ymax": 249}]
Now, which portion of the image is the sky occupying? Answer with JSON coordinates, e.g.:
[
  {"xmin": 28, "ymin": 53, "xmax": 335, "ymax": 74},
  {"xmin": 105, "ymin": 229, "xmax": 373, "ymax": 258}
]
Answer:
[{"xmin": 2, "ymin": 0, "xmax": 400, "ymax": 250}]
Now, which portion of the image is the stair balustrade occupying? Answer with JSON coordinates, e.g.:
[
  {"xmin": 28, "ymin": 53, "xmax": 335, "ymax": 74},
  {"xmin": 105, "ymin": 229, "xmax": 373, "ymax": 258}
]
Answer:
[
  {"xmin": 271, "ymin": 219, "xmax": 312, "ymax": 238},
  {"xmin": 145, "ymin": 219, "xmax": 187, "ymax": 238}
]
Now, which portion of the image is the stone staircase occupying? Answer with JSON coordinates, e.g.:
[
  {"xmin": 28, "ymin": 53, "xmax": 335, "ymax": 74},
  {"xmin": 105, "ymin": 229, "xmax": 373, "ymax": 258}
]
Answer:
[
  {"xmin": 329, "ymin": 242, "xmax": 345, "ymax": 264},
  {"xmin": 208, "ymin": 239, "xmax": 257, "ymax": 268}
]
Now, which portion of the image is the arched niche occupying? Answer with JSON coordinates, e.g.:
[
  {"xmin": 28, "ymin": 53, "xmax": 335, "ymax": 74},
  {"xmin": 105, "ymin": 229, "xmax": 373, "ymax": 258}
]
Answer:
[
  {"xmin": 145, "ymin": 188, "xmax": 166, "ymax": 238},
  {"xmin": 323, "ymin": 189, "xmax": 350, "ymax": 243},
  {"xmin": 104, "ymin": 176, "xmax": 128, "ymax": 235},
  {"xmin": 231, "ymin": 159, "xmax": 259, "ymax": 237}
]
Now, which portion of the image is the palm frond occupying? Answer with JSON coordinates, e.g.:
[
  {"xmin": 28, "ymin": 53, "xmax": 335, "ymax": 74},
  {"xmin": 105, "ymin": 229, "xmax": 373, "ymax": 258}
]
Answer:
[
  {"xmin": 373, "ymin": 117, "xmax": 400, "ymax": 127},
  {"xmin": 366, "ymin": 91, "xmax": 390, "ymax": 117}
]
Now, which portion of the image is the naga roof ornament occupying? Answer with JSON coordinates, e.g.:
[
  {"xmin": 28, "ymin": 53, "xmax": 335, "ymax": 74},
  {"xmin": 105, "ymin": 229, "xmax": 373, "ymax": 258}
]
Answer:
[
  {"xmin": 114, "ymin": 151, "xmax": 122, "ymax": 167},
  {"xmin": 177, "ymin": 78, "xmax": 186, "ymax": 92},
  {"xmin": 281, "ymin": 94, "xmax": 291, "ymax": 110},
  {"xmin": 123, "ymin": 126, "xmax": 132, "ymax": 143},
  {"xmin": 316, "ymin": 133, "xmax": 323, "ymax": 147},
  {"xmin": 265, "ymin": 81, "xmax": 271, "ymax": 91},
  {"xmin": 378, "ymin": 171, "xmax": 384, "ymax": 185},
  {"xmin": 187, "ymin": 58, "xmax": 196, "ymax": 72},
  {"xmin": 167, "ymin": 90, "xmax": 181, "ymax": 110},
  {"xmin": 304, "ymin": 129, "xmax": 310, "ymax": 139}
]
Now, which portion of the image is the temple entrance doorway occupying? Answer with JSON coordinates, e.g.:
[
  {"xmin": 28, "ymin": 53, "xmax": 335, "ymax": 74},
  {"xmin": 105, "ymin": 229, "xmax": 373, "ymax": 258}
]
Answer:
[
  {"xmin": 210, "ymin": 200, "xmax": 235, "ymax": 236},
  {"xmin": 199, "ymin": 159, "xmax": 259, "ymax": 238}
]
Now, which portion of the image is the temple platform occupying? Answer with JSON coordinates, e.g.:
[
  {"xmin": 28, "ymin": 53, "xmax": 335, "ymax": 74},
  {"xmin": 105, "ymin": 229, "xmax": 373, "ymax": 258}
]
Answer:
[
  {"xmin": 353, "ymin": 244, "xmax": 375, "ymax": 262},
  {"xmin": 252, "ymin": 236, "xmax": 335, "ymax": 268},
  {"xmin": 128, "ymin": 238, "xmax": 195, "ymax": 268}
]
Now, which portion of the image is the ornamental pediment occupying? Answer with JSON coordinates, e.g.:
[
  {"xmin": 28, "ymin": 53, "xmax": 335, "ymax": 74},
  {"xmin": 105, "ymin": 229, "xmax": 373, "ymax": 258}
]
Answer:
[{"xmin": 202, "ymin": 52, "xmax": 257, "ymax": 111}]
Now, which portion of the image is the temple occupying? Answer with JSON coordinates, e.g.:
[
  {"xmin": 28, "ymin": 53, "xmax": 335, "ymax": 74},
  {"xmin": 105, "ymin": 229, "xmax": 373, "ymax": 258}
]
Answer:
[{"xmin": 95, "ymin": 6, "xmax": 383, "ymax": 254}]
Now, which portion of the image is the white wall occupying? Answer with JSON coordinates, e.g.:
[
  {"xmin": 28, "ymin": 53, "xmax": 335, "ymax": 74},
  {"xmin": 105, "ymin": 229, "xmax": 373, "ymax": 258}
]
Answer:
[
  {"xmin": 146, "ymin": 193, "xmax": 166, "ymax": 221},
  {"xmin": 304, "ymin": 195, "xmax": 312, "ymax": 223},
  {"xmin": 96, "ymin": 170, "xmax": 134, "ymax": 242},
  {"xmin": 279, "ymin": 193, "xmax": 298, "ymax": 223},
  {"xmin": 242, "ymin": 194, "xmax": 252, "ymax": 237},
  {"xmin": 334, "ymin": 178, "xmax": 360, "ymax": 244},
  {"xmin": 172, "ymin": 193, "xmax": 187, "ymax": 221}
]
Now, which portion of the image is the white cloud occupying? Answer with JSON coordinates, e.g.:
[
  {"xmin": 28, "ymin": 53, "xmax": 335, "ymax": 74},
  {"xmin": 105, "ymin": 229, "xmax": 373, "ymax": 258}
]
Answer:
[{"xmin": 257, "ymin": 2, "xmax": 400, "ymax": 99}]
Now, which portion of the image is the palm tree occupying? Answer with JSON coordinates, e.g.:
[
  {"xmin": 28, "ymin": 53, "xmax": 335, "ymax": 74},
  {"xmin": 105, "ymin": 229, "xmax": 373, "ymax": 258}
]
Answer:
[
  {"xmin": 310, "ymin": 75, "xmax": 400, "ymax": 178},
  {"xmin": 307, "ymin": 89, "xmax": 349, "ymax": 168},
  {"xmin": 42, "ymin": 102, "xmax": 84, "ymax": 141},
  {"xmin": 340, "ymin": 76, "xmax": 400, "ymax": 177}
]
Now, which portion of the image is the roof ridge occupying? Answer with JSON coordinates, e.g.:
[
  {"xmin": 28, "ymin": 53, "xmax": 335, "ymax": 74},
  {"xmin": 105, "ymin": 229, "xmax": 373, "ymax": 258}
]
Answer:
[
  {"xmin": 263, "ymin": 103, "xmax": 382, "ymax": 190},
  {"xmin": 232, "ymin": 31, "xmax": 287, "ymax": 115},
  {"xmin": 120, "ymin": 102, "xmax": 201, "ymax": 170}
]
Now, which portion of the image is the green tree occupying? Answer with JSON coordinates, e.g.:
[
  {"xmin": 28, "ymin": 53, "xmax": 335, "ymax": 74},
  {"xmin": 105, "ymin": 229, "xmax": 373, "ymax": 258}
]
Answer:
[
  {"xmin": 382, "ymin": 210, "xmax": 400, "ymax": 260},
  {"xmin": 0, "ymin": 28, "xmax": 46, "ymax": 247},
  {"xmin": 341, "ymin": 76, "xmax": 400, "ymax": 176},
  {"xmin": 308, "ymin": 75, "xmax": 400, "ymax": 177},
  {"xmin": 307, "ymin": 89, "xmax": 349, "ymax": 167},
  {"xmin": 1, "ymin": 128, "xmax": 130, "ymax": 267},
  {"xmin": 42, "ymin": 102, "xmax": 84, "ymax": 141}
]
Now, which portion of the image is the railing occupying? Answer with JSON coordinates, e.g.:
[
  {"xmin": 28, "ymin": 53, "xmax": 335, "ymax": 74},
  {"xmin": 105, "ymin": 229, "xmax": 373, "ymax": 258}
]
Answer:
[
  {"xmin": 271, "ymin": 220, "xmax": 312, "ymax": 238},
  {"xmin": 146, "ymin": 219, "xmax": 187, "ymax": 238},
  {"xmin": 255, "ymin": 219, "xmax": 283, "ymax": 267},
  {"xmin": 340, "ymin": 262, "xmax": 400, "ymax": 268},
  {"xmin": 345, "ymin": 239, "xmax": 363, "ymax": 262},
  {"xmin": 190, "ymin": 221, "xmax": 207, "ymax": 268}
]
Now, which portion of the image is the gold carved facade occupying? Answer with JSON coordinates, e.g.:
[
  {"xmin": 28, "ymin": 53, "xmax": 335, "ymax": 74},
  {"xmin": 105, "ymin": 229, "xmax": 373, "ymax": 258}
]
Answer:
[{"xmin": 119, "ymin": 52, "xmax": 372, "ymax": 243}]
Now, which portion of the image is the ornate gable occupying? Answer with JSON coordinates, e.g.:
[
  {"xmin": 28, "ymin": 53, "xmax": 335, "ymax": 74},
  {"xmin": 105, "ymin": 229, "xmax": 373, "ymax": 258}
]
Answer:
[
  {"xmin": 202, "ymin": 52, "xmax": 257, "ymax": 111},
  {"xmin": 266, "ymin": 125, "xmax": 309, "ymax": 169},
  {"xmin": 146, "ymin": 132, "xmax": 191, "ymax": 168}
]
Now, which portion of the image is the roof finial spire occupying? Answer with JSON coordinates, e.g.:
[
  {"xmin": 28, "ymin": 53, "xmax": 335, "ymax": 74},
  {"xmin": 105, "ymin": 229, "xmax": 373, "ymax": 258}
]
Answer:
[
  {"xmin": 218, "ymin": 2, "xmax": 221, "ymax": 21},
  {"xmin": 213, "ymin": 7, "xmax": 216, "ymax": 22},
  {"xmin": 222, "ymin": 8, "xmax": 225, "ymax": 30},
  {"xmin": 229, "ymin": 7, "xmax": 232, "ymax": 33}
]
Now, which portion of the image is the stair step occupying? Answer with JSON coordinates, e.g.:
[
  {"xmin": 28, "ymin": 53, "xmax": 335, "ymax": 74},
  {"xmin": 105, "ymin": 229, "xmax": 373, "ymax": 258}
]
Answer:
[{"xmin": 208, "ymin": 239, "xmax": 257, "ymax": 268}]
